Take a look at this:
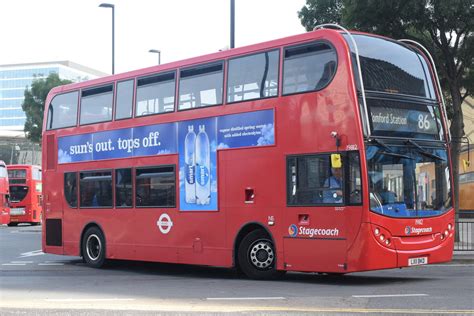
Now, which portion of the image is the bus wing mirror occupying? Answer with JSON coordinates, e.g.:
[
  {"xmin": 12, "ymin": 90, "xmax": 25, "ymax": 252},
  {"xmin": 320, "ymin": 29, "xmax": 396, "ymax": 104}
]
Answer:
[{"xmin": 331, "ymin": 154, "xmax": 342, "ymax": 168}]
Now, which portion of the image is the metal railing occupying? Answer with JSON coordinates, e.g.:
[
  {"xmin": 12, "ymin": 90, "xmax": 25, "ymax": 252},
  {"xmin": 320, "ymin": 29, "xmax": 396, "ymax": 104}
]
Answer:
[{"xmin": 455, "ymin": 219, "xmax": 474, "ymax": 251}]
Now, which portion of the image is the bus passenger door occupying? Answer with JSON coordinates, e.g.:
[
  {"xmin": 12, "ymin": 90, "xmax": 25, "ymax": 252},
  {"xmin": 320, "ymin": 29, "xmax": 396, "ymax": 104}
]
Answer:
[{"xmin": 283, "ymin": 152, "xmax": 362, "ymax": 273}]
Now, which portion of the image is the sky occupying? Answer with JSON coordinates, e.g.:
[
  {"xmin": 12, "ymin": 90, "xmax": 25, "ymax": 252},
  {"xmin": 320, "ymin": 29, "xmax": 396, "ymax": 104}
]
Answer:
[{"xmin": 0, "ymin": 0, "xmax": 307, "ymax": 75}]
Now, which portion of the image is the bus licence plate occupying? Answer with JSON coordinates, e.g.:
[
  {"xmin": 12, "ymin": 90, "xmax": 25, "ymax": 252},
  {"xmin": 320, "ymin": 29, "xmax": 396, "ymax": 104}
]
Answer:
[{"xmin": 408, "ymin": 257, "xmax": 428, "ymax": 266}]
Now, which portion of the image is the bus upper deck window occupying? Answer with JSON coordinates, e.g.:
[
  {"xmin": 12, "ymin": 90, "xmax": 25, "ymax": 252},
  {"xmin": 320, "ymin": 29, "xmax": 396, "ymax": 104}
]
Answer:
[
  {"xmin": 115, "ymin": 79, "xmax": 134, "ymax": 120},
  {"xmin": 283, "ymin": 42, "xmax": 337, "ymax": 95},
  {"xmin": 178, "ymin": 62, "xmax": 224, "ymax": 110},
  {"xmin": 80, "ymin": 85, "xmax": 114, "ymax": 125},
  {"xmin": 227, "ymin": 50, "xmax": 279, "ymax": 103},
  {"xmin": 136, "ymin": 72, "xmax": 176, "ymax": 117},
  {"xmin": 46, "ymin": 91, "xmax": 79, "ymax": 130}
]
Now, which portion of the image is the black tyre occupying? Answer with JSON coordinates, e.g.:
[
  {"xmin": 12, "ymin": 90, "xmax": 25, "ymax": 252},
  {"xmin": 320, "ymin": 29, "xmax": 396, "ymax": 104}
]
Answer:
[
  {"xmin": 238, "ymin": 229, "xmax": 284, "ymax": 280},
  {"xmin": 82, "ymin": 226, "xmax": 106, "ymax": 268},
  {"xmin": 7, "ymin": 222, "xmax": 18, "ymax": 227}
]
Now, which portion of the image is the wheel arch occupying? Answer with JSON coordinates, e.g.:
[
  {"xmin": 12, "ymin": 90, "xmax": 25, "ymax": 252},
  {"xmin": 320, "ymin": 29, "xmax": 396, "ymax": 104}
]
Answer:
[
  {"xmin": 232, "ymin": 221, "xmax": 275, "ymax": 268},
  {"xmin": 79, "ymin": 222, "xmax": 106, "ymax": 257}
]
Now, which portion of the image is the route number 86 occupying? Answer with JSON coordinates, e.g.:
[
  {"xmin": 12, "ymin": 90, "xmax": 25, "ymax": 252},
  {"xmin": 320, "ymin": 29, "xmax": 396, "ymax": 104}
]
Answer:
[{"xmin": 418, "ymin": 114, "xmax": 431, "ymax": 130}]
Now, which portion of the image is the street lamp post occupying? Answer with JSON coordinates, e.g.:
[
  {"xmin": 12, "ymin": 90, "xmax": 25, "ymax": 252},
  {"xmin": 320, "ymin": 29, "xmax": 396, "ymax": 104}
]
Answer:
[
  {"xmin": 99, "ymin": 3, "xmax": 115, "ymax": 74},
  {"xmin": 230, "ymin": 0, "xmax": 235, "ymax": 48},
  {"xmin": 149, "ymin": 49, "xmax": 161, "ymax": 65}
]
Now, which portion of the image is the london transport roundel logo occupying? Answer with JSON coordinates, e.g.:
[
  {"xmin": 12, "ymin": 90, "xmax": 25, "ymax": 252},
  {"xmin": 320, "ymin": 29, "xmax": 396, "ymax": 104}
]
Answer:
[
  {"xmin": 288, "ymin": 224, "xmax": 298, "ymax": 237},
  {"xmin": 157, "ymin": 213, "xmax": 173, "ymax": 234}
]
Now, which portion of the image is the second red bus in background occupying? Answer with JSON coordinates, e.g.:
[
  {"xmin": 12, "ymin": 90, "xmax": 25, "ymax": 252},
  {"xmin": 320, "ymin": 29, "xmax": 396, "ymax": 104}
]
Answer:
[
  {"xmin": 0, "ymin": 161, "xmax": 9, "ymax": 225},
  {"xmin": 7, "ymin": 165, "xmax": 42, "ymax": 226}
]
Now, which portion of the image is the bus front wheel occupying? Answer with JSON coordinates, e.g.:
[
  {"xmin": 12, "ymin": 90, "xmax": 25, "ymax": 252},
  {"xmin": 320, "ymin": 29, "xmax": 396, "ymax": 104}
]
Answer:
[
  {"xmin": 82, "ymin": 226, "xmax": 106, "ymax": 268},
  {"xmin": 238, "ymin": 229, "xmax": 284, "ymax": 280}
]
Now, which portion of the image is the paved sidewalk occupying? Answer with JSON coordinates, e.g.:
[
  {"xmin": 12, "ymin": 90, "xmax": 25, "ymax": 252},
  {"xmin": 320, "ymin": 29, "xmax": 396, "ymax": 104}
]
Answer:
[{"xmin": 452, "ymin": 251, "xmax": 474, "ymax": 263}]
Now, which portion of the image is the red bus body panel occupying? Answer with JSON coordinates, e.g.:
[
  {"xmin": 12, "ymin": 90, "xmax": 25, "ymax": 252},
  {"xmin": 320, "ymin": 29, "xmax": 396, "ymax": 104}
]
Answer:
[{"xmin": 41, "ymin": 29, "xmax": 454, "ymax": 273}]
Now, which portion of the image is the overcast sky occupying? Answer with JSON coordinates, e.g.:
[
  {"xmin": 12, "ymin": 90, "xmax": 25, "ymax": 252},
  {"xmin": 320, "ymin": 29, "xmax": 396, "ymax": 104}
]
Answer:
[{"xmin": 0, "ymin": 0, "xmax": 307, "ymax": 74}]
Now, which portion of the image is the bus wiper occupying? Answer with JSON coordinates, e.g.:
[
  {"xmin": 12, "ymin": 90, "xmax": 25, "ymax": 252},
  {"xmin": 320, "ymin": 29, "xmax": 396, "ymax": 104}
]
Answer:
[
  {"xmin": 406, "ymin": 139, "xmax": 444, "ymax": 161},
  {"xmin": 378, "ymin": 151, "xmax": 413, "ymax": 160},
  {"xmin": 371, "ymin": 138, "xmax": 392, "ymax": 152}
]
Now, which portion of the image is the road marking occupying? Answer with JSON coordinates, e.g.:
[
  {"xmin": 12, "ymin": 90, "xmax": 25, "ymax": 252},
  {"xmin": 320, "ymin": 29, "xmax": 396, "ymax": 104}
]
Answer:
[
  {"xmin": 352, "ymin": 294, "xmax": 428, "ymax": 298},
  {"xmin": 44, "ymin": 298, "xmax": 136, "ymax": 302},
  {"xmin": 11, "ymin": 261, "xmax": 33, "ymax": 264},
  {"xmin": 19, "ymin": 250, "xmax": 44, "ymax": 258},
  {"xmin": 206, "ymin": 297, "xmax": 286, "ymax": 300},
  {"xmin": 38, "ymin": 263, "xmax": 64, "ymax": 266},
  {"xmin": 2, "ymin": 263, "xmax": 26, "ymax": 266}
]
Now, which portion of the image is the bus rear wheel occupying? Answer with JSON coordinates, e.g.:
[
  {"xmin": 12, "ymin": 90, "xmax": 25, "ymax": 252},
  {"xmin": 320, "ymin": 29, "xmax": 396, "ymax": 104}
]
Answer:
[
  {"xmin": 238, "ymin": 229, "xmax": 284, "ymax": 280},
  {"xmin": 82, "ymin": 226, "xmax": 106, "ymax": 268}
]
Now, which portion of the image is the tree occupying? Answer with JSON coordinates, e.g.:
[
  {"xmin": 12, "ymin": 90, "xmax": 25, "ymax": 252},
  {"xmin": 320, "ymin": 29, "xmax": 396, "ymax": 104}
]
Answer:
[
  {"xmin": 22, "ymin": 73, "xmax": 72, "ymax": 143},
  {"xmin": 299, "ymin": 0, "xmax": 473, "ymax": 216}
]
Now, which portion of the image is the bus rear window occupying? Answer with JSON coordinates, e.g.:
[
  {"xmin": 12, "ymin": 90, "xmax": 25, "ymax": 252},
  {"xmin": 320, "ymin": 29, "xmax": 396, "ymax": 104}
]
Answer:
[
  {"xmin": 10, "ymin": 186, "xmax": 28, "ymax": 203},
  {"xmin": 283, "ymin": 42, "xmax": 337, "ymax": 95},
  {"xmin": 8, "ymin": 169, "xmax": 26, "ymax": 178},
  {"xmin": 46, "ymin": 91, "xmax": 79, "ymax": 130}
]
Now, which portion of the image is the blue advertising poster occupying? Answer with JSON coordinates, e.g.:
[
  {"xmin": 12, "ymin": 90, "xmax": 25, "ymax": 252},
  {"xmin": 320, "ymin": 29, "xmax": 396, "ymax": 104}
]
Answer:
[
  {"xmin": 93, "ymin": 128, "xmax": 133, "ymax": 161},
  {"xmin": 57, "ymin": 123, "xmax": 177, "ymax": 163},
  {"xmin": 57, "ymin": 109, "xmax": 275, "ymax": 211},
  {"xmin": 178, "ymin": 118, "xmax": 218, "ymax": 211},
  {"xmin": 133, "ymin": 123, "xmax": 177, "ymax": 157},
  {"xmin": 58, "ymin": 133, "xmax": 93, "ymax": 163},
  {"xmin": 217, "ymin": 109, "xmax": 274, "ymax": 149}
]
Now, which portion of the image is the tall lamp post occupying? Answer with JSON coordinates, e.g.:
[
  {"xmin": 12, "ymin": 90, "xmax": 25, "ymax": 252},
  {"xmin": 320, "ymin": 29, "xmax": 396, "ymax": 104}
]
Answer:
[
  {"xmin": 149, "ymin": 49, "xmax": 161, "ymax": 65},
  {"xmin": 230, "ymin": 0, "xmax": 235, "ymax": 48},
  {"xmin": 99, "ymin": 3, "xmax": 115, "ymax": 74}
]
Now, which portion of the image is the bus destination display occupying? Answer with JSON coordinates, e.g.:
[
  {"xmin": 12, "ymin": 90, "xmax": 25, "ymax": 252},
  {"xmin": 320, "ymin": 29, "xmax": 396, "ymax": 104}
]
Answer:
[{"xmin": 369, "ymin": 105, "xmax": 439, "ymax": 137}]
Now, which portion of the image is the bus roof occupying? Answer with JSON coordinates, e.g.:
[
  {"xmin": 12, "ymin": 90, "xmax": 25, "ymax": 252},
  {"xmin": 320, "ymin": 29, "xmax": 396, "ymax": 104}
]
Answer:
[{"xmin": 48, "ymin": 28, "xmax": 357, "ymax": 96}]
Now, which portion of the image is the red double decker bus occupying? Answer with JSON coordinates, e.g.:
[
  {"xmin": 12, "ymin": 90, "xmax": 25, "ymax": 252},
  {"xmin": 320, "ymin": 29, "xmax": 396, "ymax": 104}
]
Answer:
[
  {"xmin": 0, "ymin": 161, "xmax": 9, "ymax": 225},
  {"xmin": 42, "ymin": 25, "xmax": 454, "ymax": 278},
  {"xmin": 7, "ymin": 165, "xmax": 43, "ymax": 226}
]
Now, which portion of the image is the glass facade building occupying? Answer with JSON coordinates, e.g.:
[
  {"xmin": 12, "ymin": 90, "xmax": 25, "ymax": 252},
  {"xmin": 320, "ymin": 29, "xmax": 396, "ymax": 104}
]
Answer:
[
  {"xmin": 0, "ymin": 61, "xmax": 106, "ymax": 165},
  {"xmin": 0, "ymin": 61, "xmax": 106, "ymax": 131}
]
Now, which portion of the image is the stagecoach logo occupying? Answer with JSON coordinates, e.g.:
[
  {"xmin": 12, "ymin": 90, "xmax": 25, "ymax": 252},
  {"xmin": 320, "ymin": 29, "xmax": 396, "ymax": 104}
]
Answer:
[
  {"xmin": 288, "ymin": 224, "xmax": 339, "ymax": 238},
  {"xmin": 157, "ymin": 213, "xmax": 173, "ymax": 234},
  {"xmin": 405, "ymin": 225, "xmax": 433, "ymax": 235},
  {"xmin": 288, "ymin": 224, "xmax": 298, "ymax": 237}
]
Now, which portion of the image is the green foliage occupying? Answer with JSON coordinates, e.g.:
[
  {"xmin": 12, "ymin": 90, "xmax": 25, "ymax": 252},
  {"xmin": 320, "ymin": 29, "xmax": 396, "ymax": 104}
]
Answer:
[
  {"xmin": 298, "ymin": 0, "xmax": 344, "ymax": 31},
  {"xmin": 298, "ymin": 0, "xmax": 473, "ymax": 102},
  {"xmin": 22, "ymin": 73, "xmax": 72, "ymax": 143}
]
